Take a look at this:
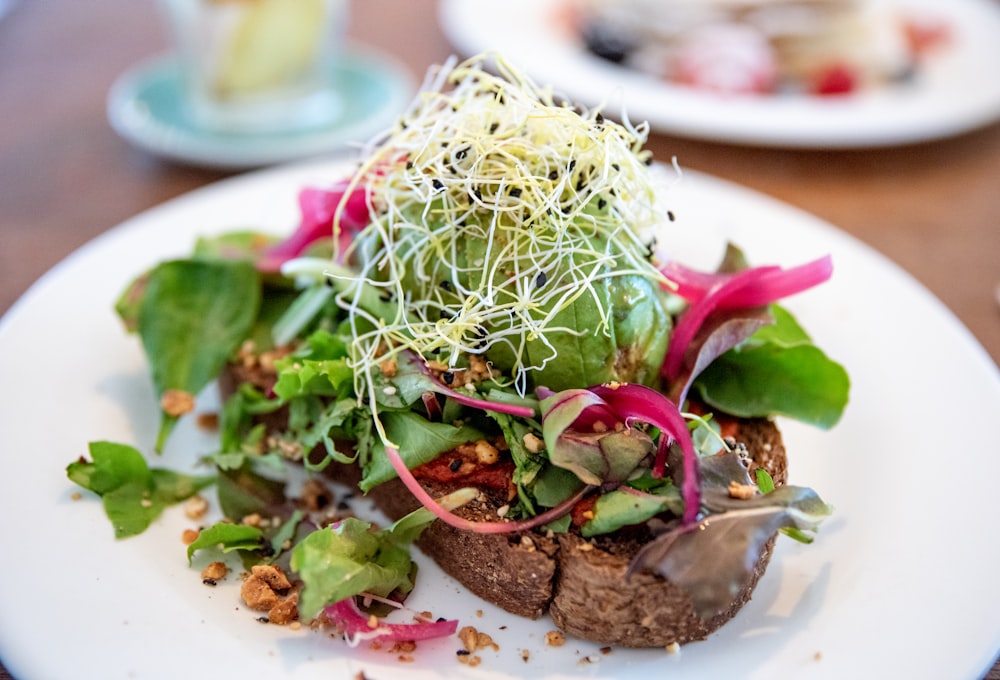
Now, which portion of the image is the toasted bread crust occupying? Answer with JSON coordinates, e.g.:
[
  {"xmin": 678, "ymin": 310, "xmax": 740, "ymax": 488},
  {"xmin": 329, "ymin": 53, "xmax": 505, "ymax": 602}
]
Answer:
[
  {"xmin": 366, "ymin": 417, "xmax": 785, "ymax": 647},
  {"xmin": 220, "ymin": 363, "xmax": 787, "ymax": 647}
]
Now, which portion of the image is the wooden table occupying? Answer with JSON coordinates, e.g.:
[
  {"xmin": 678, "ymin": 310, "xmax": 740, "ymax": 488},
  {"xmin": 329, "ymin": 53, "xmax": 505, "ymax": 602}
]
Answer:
[{"xmin": 1, "ymin": 1, "xmax": 998, "ymax": 678}]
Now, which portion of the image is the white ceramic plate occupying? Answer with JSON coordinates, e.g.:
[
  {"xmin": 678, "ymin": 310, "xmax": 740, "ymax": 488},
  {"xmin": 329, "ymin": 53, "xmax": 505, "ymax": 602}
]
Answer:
[
  {"xmin": 439, "ymin": 0, "xmax": 1000, "ymax": 148},
  {"xmin": 107, "ymin": 44, "xmax": 414, "ymax": 169},
  {"xmin": 1, "ymin": 158, "xmax": 999, "ymax": 679}
]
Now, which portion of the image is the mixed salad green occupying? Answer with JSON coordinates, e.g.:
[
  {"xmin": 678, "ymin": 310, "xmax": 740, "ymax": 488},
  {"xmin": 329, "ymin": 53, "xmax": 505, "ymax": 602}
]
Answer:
[{"xmin": 69, "ymin": 54, "xmax": 848, "ymax": 644}]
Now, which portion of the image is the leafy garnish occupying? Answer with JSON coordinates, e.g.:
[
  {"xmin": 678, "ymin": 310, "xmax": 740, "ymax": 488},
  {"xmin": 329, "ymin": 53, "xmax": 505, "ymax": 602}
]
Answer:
[
  {"xmin": 630, "ymin": 451, "xmax": 832, "ymax": 618},
  {"xmin": 360, "ymin": 411, "xmax": 485, "ymax": 492},
  {"xmin": 693, "ymin": 305, "xmax": 850, "ymax": 428},
  {"xmin": 291, "ymin": 509, "xmax": 438, "ymax": 620},
  {"xmin": 67, "ymin": 441, "xmax": 214, "ymax": 538},
  {"xmin": 130, "ymin": 259, "xmax": 261, "ymax": 450},
  {"xmin": 186, "ymin": 522, "xmax": 265, "ymax": 563}
]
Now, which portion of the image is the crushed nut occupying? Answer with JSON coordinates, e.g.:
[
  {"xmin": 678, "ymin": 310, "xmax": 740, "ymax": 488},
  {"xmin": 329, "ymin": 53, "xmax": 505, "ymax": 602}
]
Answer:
[
  {"xmin": 241, "ymin": 565, "xmax": 293, "ymax": 612},
  {"xmin": 665, "ymin": 641, "xmax": 681, "ymax": 654},
  {"xmin": 457, "ymin": 654, "xmax": 482, "ymax": 667},
  {"xmin": 267, "ymin": 592, "xmax": 299, "ymax": 625},
  {"xmin": 160, "ymin": 389, "xmax": 195, "ymax": 417},
  {"xmin": 379, "ymin": 358, "xmax": 398, "ymax": 378},
  {"xmin": 522, "ymin": 432, "xmax": 544, "ymax": 454},
  {"xmin": 252, "ymin": 564, "xmax": 292, "ymax": 591},
  {"xmin": 727, "ymin": 481, "xmax": 758, "ymax": 500},
  {"xmin": 201, "ymin": 561, "xmax": 228, "ymax": 581},
  {"xmin": 184, "ymin": 494, "xmax": 209, "ymax": 520},
  {"xmin": 458, "ymin": 625, "xmax": 499, "ymax": 653},
  {"xmin": 181, "ymin": 529, "xmax": 200, "ymax": 545},
  {"xmin": 195, "ymin": 412, "xmax": 219, "ymax": 430},
  {"xmin": 544, "ymin": 630, "xmax": 566, "ymax": 647},
  {"xmin": 474, "ymin": 439, "xmax": 500, "ymax": 465}
]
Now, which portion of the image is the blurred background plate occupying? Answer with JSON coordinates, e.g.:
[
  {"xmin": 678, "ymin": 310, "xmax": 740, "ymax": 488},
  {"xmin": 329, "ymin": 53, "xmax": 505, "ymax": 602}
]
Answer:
[
  {"xmin": 107, "ymin": 44, "xmax": 414, "ymax": 169},
  {"xmin": 439, "ymin": 0, "xmax": 1000, "ymax": 148}
]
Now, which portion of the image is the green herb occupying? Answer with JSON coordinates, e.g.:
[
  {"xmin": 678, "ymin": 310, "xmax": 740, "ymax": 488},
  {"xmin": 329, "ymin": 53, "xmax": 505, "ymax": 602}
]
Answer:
[
  {"xmin": 186, "ymin": 522, "xmax": 265, "ymax": 563},
  {"xmin": 291, "ymin": 509, "xmax": 437, "ymax": 620},
  {"xmin": 67, "ymin": 441, "xmax": 214, "ymax": 538},
  {"xmin": 581, "ymin": 484, "xmax": 681, "ymax": 537},
  {"xmin": 693, "ymin": 305, "xmax": 850, "ymax": 428},
  {"xmin": 130, "ymin": 259, "xmax": 261, "ymax": 450},
  {"xmin": 360, "ymin": 411, "xmax": 485, "ymax": 492}
]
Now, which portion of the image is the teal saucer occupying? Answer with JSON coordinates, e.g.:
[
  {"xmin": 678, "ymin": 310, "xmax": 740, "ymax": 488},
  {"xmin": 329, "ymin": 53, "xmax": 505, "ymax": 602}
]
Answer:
[{"xmin": 107, "ymin": 45, "xmax": 414, "ymax": 169}]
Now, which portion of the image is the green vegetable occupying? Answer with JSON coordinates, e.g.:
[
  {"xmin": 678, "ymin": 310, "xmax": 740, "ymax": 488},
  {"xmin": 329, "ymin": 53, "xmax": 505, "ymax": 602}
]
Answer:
[
  {"xmin": 67, "ymin": 441, "xmax": 214, "ymax": 538},
  {"xmin": 186, "ymin": 522, "xmax": 265, "ymax": 563},
  {"xmin": 581, "ymin": 484, "xmax": 681, "ymax": 537},
  {"xmin": 131, "ymin": 259, "xmax": 261, "ymax": 450},
  {"xmin": 360, "ymin": 411, "xmax": 485, "ymax": 492},
  {"xmin": 693, "ymin": 305, "xmax": 850, "ymax": 428},
  {"xmin": 291, "ymin": 509, "xmax": 437, "ymax": 620}
]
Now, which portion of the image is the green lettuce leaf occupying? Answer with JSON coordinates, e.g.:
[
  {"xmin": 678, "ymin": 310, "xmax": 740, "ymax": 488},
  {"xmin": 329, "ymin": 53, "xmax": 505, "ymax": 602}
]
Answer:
[
  {"xmin": 359, "ymin": 411, "xmax": 484, "ymax": 492},
  {"xmin": 186, "ymin": 522, "xmax": 265, "ymax": 563},
  {"xmin": 693, "ymin": 305, "xmax": 849, "ymax": 428},
  {"xmin": 291, "ymin": 510, "xmax": 436, "ymax": 620},
  {"xmin": 67, "ymin": 441, "xmax": 214, "ymax": 538},
  {"xmin": 133, "ymin": 259, "xmax": 261, "ymax": 450}
]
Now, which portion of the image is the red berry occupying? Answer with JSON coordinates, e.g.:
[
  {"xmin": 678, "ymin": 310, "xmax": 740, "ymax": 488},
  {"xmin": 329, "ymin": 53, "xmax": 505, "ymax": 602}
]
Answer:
[{"xmin": 813, "ymin": 64, "xmax": 857, "ymax": 96}]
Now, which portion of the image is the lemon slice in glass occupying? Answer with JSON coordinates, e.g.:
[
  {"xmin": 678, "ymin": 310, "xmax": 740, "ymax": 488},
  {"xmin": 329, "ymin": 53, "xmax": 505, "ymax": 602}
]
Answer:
[{"xmin": 214, "ymin": 0, "xmax": 329, "ymax": 98}]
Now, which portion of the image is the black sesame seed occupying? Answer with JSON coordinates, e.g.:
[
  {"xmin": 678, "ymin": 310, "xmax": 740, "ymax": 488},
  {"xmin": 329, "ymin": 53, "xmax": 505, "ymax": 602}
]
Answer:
[
  {"xmin": 442, "ymin": 371, "xmax": 455, "ymax": 385},
  {"xmin": 440, "ymin": 280, "xmax": 453, "ymax": 291},
  {"xmin": 449, "ymin": 459, "xmax": 462, "ymax": 472},
  {"xmin": 432, "ymin": 179, "xmax": 444, "ymax": 191},
  {"xmin": 597, "ymin": 198, "xmax": 607, "ymax": 210},
  {"xmin": 548, "ymin": 169, "xmax": 559, "ymax": 180},
  {"xmin": 202, "ymin": 578, "xmax": 217, "ymax": 587},
  {"xmin": 257, "ymin": 617, "xmax": 270, "ymax": 624},
  {"xmin": 667, "ymin": 210, "xmax": 676, "ymax": 222},
  {"xmin": 568, "ymin": 159, "xmax": 577, "ymax": 172},
  {"xmin": 509, "ymin": 187, "xmax": 522, "ymax": 198},
  {"xmin": 536, "ymin": 271, "xmax": 548, "ymax": 288},
  {"xmin": 456, "ymin": 650, "xmax": 471, "ymax": 656},
  {"xmin": 489, "ymin": 122, "xmax": 499, "ymax": 134},
  {"xmin": 405, "ymin": 160, "xmax": 413, "ymax": 170}
]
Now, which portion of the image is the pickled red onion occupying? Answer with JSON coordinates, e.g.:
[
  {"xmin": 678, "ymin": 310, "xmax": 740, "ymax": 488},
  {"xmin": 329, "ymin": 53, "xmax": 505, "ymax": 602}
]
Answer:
[
  {"xmin": 325, "ymin": 597, "xmax": 458, "ymax": 646},
  {"xmin": 660, "ymin": 256, "xmax": 833, "ymax": 381}
]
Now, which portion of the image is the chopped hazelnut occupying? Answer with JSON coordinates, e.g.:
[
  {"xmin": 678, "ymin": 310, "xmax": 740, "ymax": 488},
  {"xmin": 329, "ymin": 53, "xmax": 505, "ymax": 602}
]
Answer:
[
  {"xmin": 201, "ymin": 561, "xmax": 229, "ymax": 581},
  {"xmin": 474, "ymin": 440, "xmax": 499, "ymax": 465},
  {"xmin": 268, "ymin": 592, "xmax": 299, "ymax": 625},
  {"xmin": 160, "ymin": 389, "xmax": 195, "ymax": 417},
  {"xmin": 727, "ymin": 481, "xmax": 758, "ymax": 500},
  {"xmin": 545, "ymin": 630, "xmax": 566, "ymax": 647},
  {"xmin": 184, "ymin": 494, "xmax": 209, "ymax": 520},
  {"xmin": 522, "ymin": 432, "xmax": 544, "ymax": 454}
]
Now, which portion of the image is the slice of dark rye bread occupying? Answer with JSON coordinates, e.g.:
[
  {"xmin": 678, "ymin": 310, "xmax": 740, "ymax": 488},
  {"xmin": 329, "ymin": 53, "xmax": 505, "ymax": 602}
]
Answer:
[{"xmin": 219, "ymin": 361, "xmax": 789, "ymax": 648}]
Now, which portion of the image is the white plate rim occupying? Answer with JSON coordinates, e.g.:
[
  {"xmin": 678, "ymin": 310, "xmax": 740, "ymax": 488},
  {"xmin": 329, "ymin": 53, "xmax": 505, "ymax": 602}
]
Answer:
[
  {"xmin": 1, "ymin": 158, "xmax": 999, "ymax": 679},
  {"xmin": 438, "ymin": 0, "xmax": 1000, "ymax": 148}
]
